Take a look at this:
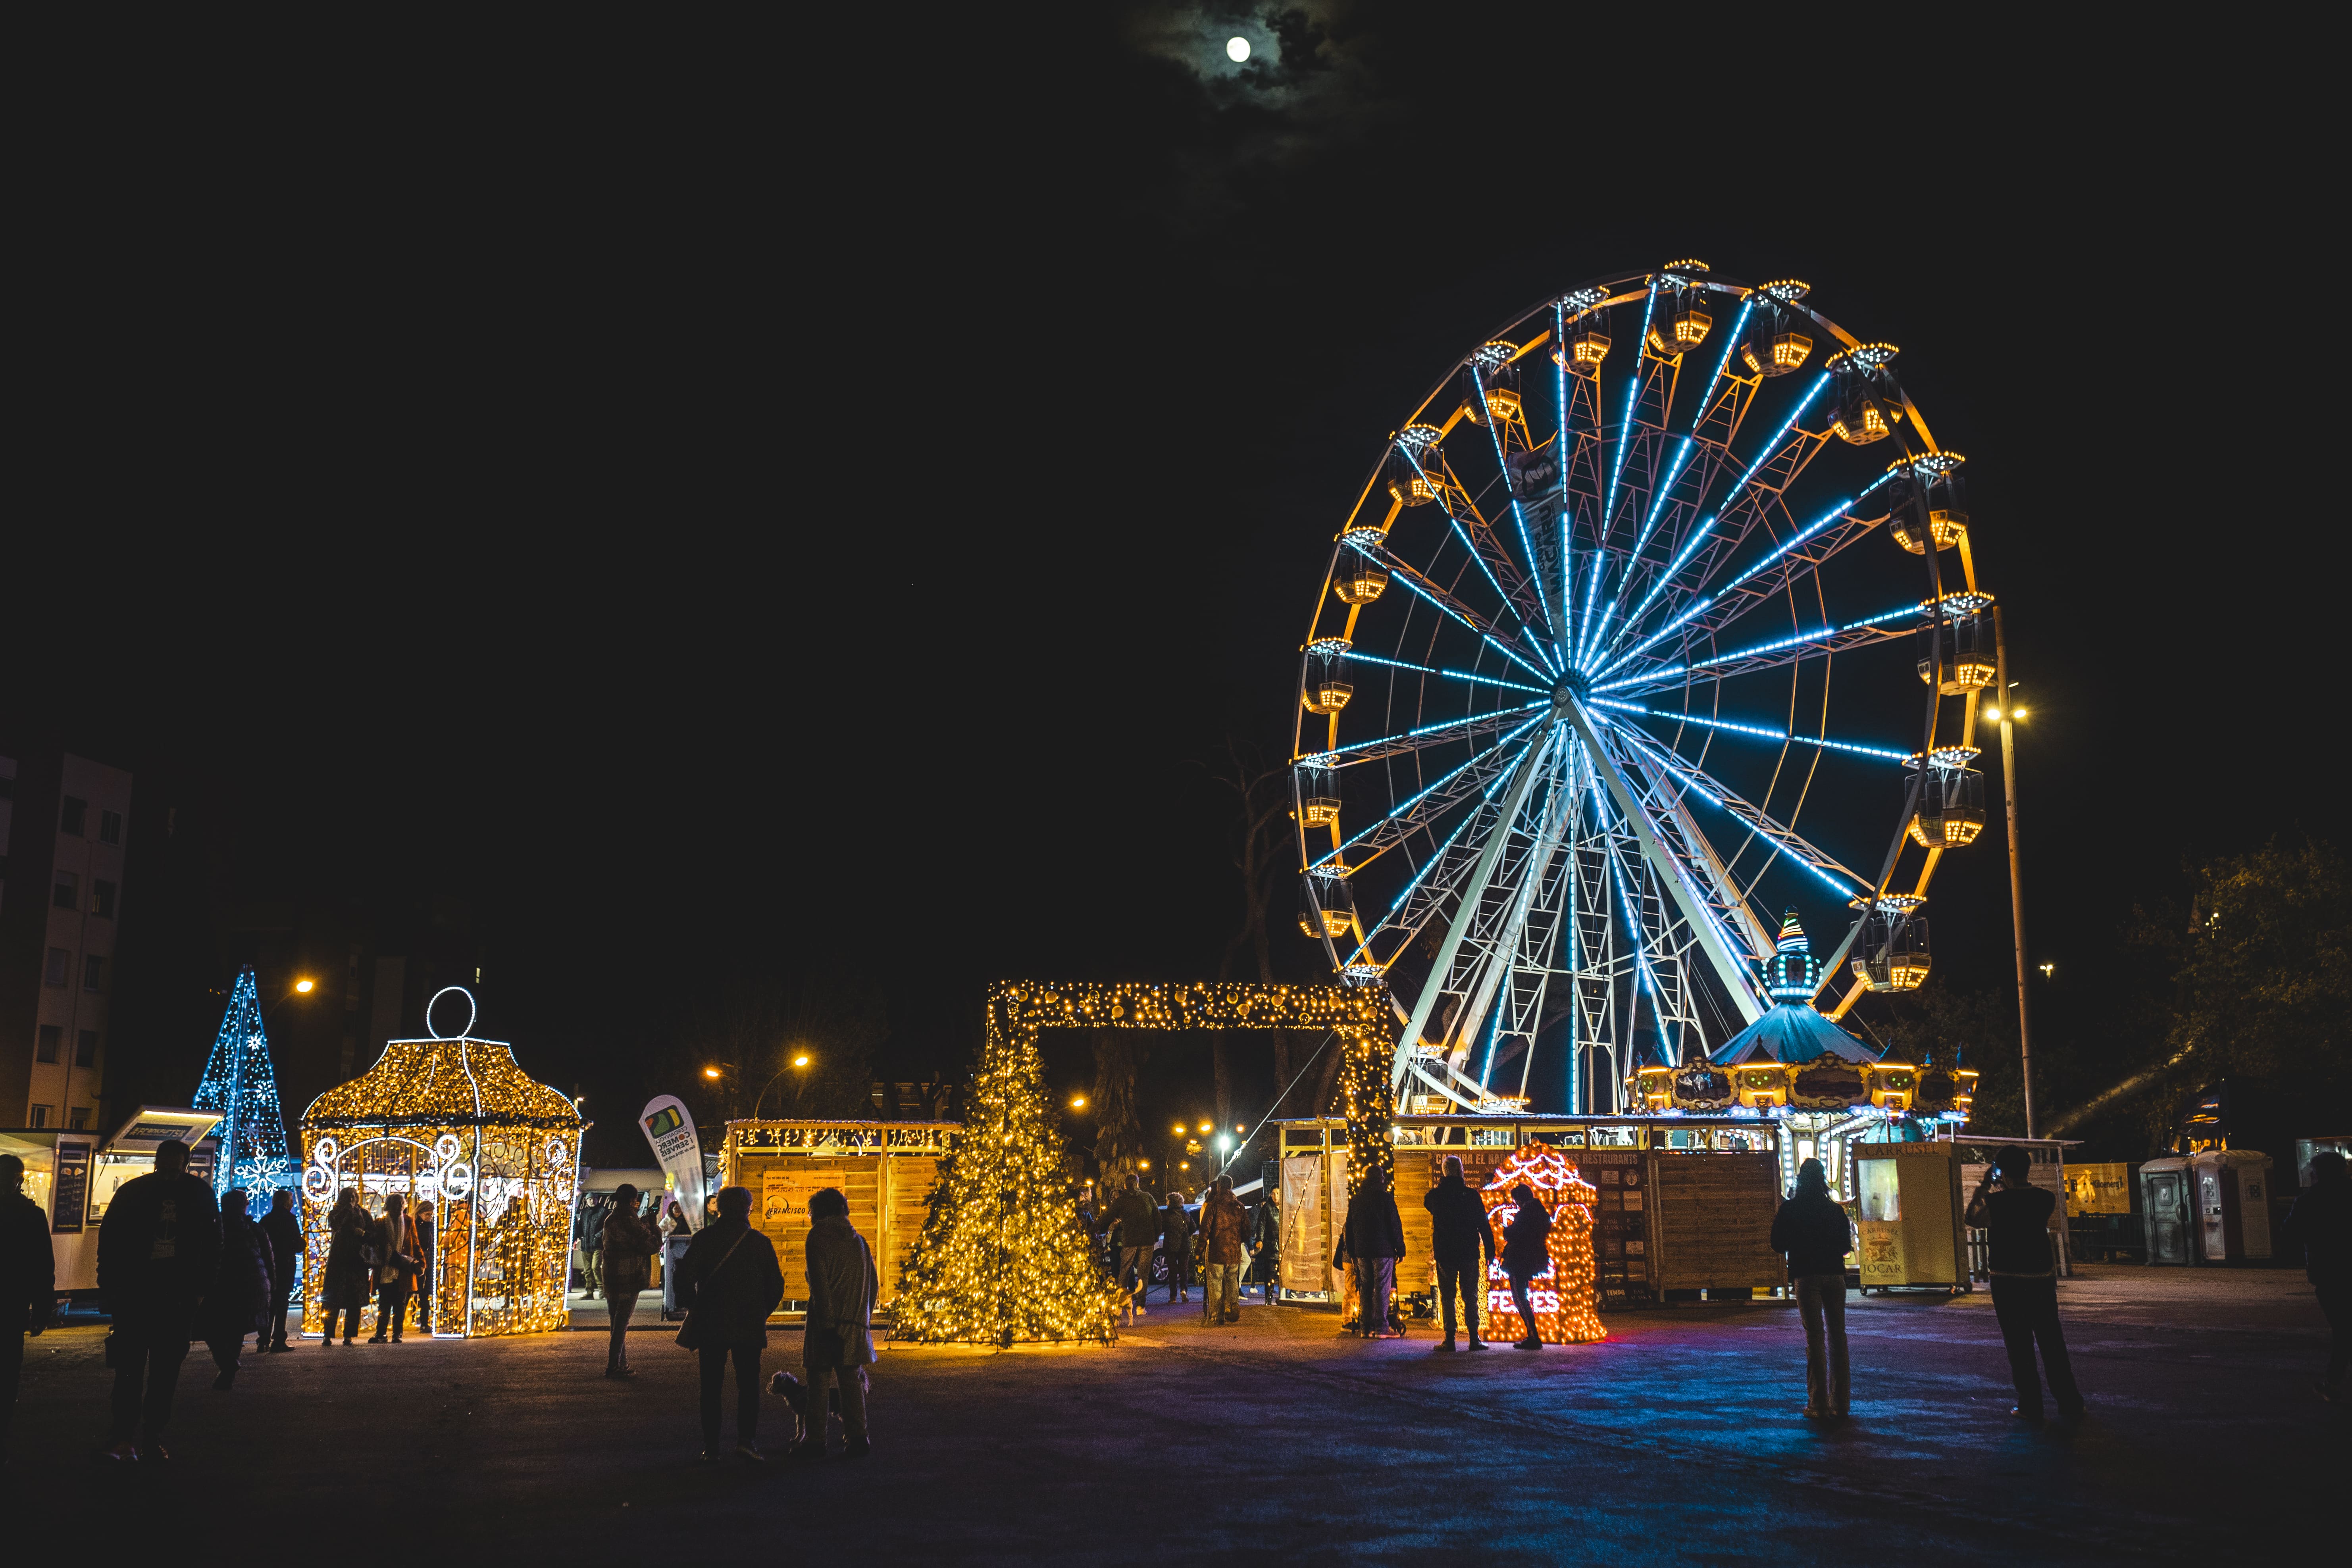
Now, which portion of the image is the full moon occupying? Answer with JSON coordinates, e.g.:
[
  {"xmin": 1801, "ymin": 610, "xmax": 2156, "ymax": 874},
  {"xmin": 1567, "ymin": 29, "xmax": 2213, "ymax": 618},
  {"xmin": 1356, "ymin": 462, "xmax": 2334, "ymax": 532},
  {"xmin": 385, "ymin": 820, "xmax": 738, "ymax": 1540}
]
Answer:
[{"xmin": 1226, "ymin": 36, "xmax": 1250, "ymax": 62}]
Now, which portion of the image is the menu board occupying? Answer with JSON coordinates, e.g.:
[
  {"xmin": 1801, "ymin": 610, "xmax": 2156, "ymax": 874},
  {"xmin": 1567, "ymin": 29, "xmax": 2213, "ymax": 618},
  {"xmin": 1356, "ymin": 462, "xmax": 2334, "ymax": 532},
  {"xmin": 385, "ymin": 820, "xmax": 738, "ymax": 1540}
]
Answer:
[{"xmin": 50, "ymin": 1141, "xmax": 92, "ymax": 1233}]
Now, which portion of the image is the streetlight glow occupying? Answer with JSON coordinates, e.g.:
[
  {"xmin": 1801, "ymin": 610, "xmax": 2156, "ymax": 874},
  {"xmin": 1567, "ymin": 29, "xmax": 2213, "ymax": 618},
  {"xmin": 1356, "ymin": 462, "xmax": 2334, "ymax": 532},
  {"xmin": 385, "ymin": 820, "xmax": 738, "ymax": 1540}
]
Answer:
[
  {"xmin": 294, "ymin": 978, "xmax": 316, "ymax": 993},
  {"xmin": 1197, "ymin": 1122, "xmax": 1212, "ymax": 1133},
  {"xmin": 1069, "ymin": 1095, "xmax": 1088, "ymax": 1110},
  {"xmin": 793, "ymin": 1054, "xmax": 811, "ymax": 1068},
  {"xmin": 704, "ymin": 1066, "xmax": 723, "ymax": 1079}
]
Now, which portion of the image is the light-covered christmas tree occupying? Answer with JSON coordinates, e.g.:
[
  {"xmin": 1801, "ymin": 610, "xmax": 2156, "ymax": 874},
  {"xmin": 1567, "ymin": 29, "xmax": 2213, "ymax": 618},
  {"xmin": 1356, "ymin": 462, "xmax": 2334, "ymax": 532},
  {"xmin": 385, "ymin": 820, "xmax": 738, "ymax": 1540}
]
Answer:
[
  {"xmin": 192, "ymin": 966, "xmax": 295, "ymax": 1221},
  {"xmin": 892, "ymin": 1007, "xmax": 1121, "ymax": 1346}
]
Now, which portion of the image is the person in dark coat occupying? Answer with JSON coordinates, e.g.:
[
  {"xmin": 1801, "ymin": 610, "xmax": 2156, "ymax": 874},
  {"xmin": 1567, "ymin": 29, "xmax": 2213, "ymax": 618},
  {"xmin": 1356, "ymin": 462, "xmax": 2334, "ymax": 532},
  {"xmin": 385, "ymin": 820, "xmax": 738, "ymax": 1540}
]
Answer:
[
  {"xmin": 1770, "ymin": 1156, "xmax": 1855, "ymax": 1419},
  {"xmin": 1499, "ymin": 1183, "xmax": 1553, "ymax": 1349},
  {"xmin": 2285, "ymin": 1150, "xmax": 2351, "ymax": 1402},
  {"xmin": 96, "ymin": 1138, "xmax": 221, "ymax": 1460},
  {"xmin": 674, "ymin": 1185, "xmax": 785, "ymax": 1460},
  {"xmin": 1198, "ymin": 1176, "xmax": 1249, "ymax": 1325},
  {"xmin": 578, "ymin": 1193, "xmax": 608, "ymax": 1300},
  {"xmin": 1965, "ymin": 1146, "xmax": 2082, "ymax": 1422},
  {"xmin": 1250, "ymin": 1194, "xmax": 1281, "ymax": 1301},
  {"xmin": 202, "ymin": 1190, "xmax": 275, "ymax": 1389},
  {"xmin": 412, "ymin": 1200, "xmax": 437, "ymax": 1334},
  {"xmin": 2, "ymin": 1153, "xmax": 56, "ymax": 1466},
  {"xmin": 1334, "ymin": 1167, "xmax": 1406, "ymax": 1337},
  {"xmin": 320, "ymin": 1189, "xmax": 371, "ymax": 1344},
  {"xmin": 257, "ymin": 1189, "xmax": 301, "ymax": 1352},
  {"xmin": 600, "ymin": 1183, "xmax": 657, "ymax": 1377},
  {"xmin": 1422, "ymin": 1155, "xmax": 1496, "ymax": 1351},
  {"xmin": 1160, "ymin": 1192, "xmax": 1194, "ymax": 1304},
  {"xmin": 367, "ymin": 1193, "xmax": 422, "ymax": 1343},
  {"xmin": 1105, "ymin": 1175, "xmax": 1158, "ymax": 1324}
]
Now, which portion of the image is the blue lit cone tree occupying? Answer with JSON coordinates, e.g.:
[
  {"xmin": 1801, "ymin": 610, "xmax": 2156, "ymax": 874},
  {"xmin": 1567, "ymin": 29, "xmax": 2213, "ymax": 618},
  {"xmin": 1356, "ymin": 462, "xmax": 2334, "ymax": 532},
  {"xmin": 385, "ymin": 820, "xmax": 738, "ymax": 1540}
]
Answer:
[
  {"xmin": 892, "ymin": 1018, "xmax": 1121, "ymax": 1345},
  {"xmin": 192, "ymin": 966, "xmax": 296, "ymax": 1224}
]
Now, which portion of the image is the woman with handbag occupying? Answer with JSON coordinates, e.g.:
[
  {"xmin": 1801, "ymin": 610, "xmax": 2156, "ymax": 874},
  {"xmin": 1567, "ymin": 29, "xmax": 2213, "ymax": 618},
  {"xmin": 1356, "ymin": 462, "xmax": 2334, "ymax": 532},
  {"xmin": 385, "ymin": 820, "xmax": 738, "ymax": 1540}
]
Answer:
[
  {"xmin": 320, "ymin": 1189, "xmax": 372, "ymax": 1345},
  {"xmin": 673, "ymin": 1186, "xmax": 784, "ymax": 1461},
  {"xmin": 600, "ymin": 1184, "xmax": 657, "ymax": 1378},
  {"xmin": 367, "ymin": 1194, "xmax": 422, "ymax": 1343}
]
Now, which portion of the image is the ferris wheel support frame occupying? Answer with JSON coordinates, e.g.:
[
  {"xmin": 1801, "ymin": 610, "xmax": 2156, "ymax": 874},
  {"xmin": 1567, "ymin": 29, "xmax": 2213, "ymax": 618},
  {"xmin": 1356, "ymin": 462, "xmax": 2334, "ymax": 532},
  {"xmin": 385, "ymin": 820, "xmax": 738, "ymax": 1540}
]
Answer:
[
  {"xmin": 1561, "ymin": 698, "xmax": 1770, "ymax": 1037},
  {"xmin": 1392, "ymin": 717, "xmax": 1562, "ymax": 1095}
]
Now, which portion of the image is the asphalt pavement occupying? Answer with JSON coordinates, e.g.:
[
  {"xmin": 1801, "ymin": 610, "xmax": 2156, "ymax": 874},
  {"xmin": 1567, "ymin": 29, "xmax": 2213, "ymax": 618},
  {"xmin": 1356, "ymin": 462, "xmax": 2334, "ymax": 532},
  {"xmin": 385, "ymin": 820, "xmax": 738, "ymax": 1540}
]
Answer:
[{"xmin": 4, "ymin": 1264, "xmax": 2337, "ymax": 1561}]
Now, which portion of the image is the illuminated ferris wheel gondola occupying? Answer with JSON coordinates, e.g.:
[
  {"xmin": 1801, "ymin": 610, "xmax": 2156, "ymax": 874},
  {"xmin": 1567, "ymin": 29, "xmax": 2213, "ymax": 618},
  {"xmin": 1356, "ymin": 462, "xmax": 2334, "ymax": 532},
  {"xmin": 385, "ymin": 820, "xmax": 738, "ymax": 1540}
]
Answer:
[{"xmin": 1293, "ymin": 261, "xmax": 1996, "ymax": 1116}]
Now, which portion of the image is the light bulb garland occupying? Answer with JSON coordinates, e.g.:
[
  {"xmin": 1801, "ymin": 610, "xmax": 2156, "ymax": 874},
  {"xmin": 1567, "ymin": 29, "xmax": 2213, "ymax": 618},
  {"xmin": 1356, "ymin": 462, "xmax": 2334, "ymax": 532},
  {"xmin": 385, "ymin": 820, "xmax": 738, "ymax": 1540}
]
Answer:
[
  {"xmin": 1478, "ymin": 1145, "xmax": 1605, "ymax": 1344},
  {"xmin": 296, "ymin": 999, "xmax": 581, "ymax": 1338},
  {"xmin": 891, "ymin": 981, "xmax": 1397, "ymax": 1345}
]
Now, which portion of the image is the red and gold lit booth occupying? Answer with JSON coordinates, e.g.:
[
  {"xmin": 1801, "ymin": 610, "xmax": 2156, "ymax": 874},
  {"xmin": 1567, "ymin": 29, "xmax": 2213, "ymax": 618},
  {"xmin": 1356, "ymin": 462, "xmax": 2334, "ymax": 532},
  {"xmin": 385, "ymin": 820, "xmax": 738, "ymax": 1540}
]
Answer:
[
  {"xmin": 297, "ymin": 988, "xmax": 582, "ymax": 1337},
  {"xmin": 1478, "ymin": 1145, "xmax": 1605, "ymax": 1344}
]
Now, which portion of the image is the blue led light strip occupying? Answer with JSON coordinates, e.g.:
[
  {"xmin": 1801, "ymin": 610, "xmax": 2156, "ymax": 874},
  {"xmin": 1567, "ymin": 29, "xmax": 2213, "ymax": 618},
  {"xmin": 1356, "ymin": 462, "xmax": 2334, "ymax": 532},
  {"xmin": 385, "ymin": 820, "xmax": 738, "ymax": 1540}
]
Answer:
[
  {"xmin": 1327, "ymin": 715, "xmax": 1547, "ymax": 860},
  {"xmin": 1314, "ymin": 700, "xmax": 1549, "ymax": 763},
  {"xmin": 1590, "ymin": 698, "xmax": 1908, "ymax": 761},
  {"xmin": 1351, "ymin": 740, "xmax": 1537, "ymax": 953},
  {"xmin": 1358, "ymin": 542, "xmax": 1556, "ymax": 686},
  {"xmin": 1339, "ymin": 645, "xmax": 1549, "ymax": 696},
  {"xmin": 1610, "ymin": 371, "xmax": 1831, "ymax": 652},
  {"xmin": 1624, "ymin": 732, "xmax": 1866, "ymax": 897}
]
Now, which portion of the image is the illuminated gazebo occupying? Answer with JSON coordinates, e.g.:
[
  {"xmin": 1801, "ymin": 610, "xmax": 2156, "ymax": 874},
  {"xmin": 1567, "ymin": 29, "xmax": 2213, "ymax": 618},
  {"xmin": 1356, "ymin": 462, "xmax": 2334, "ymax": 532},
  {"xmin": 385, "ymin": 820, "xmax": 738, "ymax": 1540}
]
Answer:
[
  {"xmin": 1478, "ymin": 1145, "xmax": 1606, "ymax": 1345},
  {"xmin": 297, "ymin": 987, "xmax": 581, "ymax": 1338}
]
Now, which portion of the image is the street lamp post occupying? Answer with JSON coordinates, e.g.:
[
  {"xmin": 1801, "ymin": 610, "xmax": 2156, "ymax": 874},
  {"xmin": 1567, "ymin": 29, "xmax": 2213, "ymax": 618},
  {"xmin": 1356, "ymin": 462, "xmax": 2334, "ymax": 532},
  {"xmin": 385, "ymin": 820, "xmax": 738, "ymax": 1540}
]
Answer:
[{"xmin": 1987, "ymin": 607, "xmax": 2037, "ymax": 1138}]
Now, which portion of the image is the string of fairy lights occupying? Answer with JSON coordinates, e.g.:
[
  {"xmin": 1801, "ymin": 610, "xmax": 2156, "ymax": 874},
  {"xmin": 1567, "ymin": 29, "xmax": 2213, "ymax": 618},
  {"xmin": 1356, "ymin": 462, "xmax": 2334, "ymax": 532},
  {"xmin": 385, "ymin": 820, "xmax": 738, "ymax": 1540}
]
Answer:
[
  {"xmin": 1476, "ymin": 1145, "xmax": 1606, "ymax": 1343},
  {"xmin": 893, "ymin": 981, "xmax": 1397, "ymax": 1344},
  {"xmin": 298, "ymin": 999, "xmax": 581, "ymax": 1338}
]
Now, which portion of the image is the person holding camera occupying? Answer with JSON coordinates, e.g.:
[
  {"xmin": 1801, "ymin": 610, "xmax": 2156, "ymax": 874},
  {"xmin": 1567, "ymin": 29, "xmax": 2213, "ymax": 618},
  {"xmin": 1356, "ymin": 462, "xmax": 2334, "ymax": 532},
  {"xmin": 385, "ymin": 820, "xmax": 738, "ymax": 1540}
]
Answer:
[
  {"xmin": 366, "ymin": 1193, "xmax": 422, "ymax": 1343},
  {"xmin": 1965, "ymin": 1147, "xmax": 2083, "ymax": 1422}
]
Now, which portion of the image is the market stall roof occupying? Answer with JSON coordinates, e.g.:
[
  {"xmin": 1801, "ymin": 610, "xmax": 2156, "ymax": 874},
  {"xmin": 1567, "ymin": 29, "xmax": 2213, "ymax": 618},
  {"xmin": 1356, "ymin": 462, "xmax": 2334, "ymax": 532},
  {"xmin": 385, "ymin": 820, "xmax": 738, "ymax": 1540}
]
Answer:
[{"xmin": 1708, "ymin": 1004, "xmax": 1876, "ymax": 1067}]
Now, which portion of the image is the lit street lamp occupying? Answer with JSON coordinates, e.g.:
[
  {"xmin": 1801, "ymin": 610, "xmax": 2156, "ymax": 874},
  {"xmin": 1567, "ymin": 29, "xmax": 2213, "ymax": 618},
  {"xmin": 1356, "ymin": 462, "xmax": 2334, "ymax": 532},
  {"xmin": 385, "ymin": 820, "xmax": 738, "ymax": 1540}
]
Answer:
[{"xmin": 1986, "ymin": 604, "xmax": 2038, "ymax": 1138}]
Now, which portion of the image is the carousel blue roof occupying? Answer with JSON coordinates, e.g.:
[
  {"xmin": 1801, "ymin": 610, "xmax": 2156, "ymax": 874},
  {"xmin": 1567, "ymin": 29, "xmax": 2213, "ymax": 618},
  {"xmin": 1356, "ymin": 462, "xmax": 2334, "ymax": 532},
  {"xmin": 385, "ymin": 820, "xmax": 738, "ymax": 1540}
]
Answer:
[{"xmin": 1709, "ymin": 1003, "xmax": 1877, "ymax": 1066}]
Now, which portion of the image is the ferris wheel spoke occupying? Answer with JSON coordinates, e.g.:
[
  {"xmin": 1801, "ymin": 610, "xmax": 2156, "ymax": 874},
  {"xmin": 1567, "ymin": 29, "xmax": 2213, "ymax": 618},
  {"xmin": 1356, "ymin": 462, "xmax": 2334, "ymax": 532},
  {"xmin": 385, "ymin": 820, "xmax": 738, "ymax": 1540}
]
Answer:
[
  {"xmin": 1592, "ymin": 698, "xmax": 1910, "ymax": 764},
  {"xmin": 1354, "ymin": 727, "xmax": 1547, "ymax": 971},
  {"xmin": 1301, "ymin": 700, "xmax": 1548, "ymax": 770},
  {"xmin": 1336, "ymin": 646, "xmax": 1548, "ymax": 698},
  {"xmin": 1324, "ymin": 714, "xmax": 1548, "ymax": 863},
  {"xmin": 1350, "ymin": 542, "xmax": 1557, "ymax": 683},
  {"xmin": 1564, "ymin": 699, "xmax": 1770, "ymax": 1026},
  {"xmin": 1602, "ymin": 373, "xmax": 1835, "ymax": 660},
  {"xmin": 1592, "ymin": 601, "xmax": 1920, "ymax": 697},
  {"xmin": 1619, "ymin": 729, "xmax": 1873, "ymax": 899}
]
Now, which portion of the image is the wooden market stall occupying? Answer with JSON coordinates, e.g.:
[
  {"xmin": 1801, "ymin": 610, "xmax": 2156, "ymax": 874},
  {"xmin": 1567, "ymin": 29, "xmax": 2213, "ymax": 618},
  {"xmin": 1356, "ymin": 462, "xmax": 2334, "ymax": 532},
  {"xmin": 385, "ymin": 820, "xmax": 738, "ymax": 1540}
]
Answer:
[
  {"xmin": 721, "ymin": 1119, "xmax": 958, "ymax": 1315},
  {"xmin": 1277, "ymin": 1114, "xmax": 1786, "ymax": 1311}
]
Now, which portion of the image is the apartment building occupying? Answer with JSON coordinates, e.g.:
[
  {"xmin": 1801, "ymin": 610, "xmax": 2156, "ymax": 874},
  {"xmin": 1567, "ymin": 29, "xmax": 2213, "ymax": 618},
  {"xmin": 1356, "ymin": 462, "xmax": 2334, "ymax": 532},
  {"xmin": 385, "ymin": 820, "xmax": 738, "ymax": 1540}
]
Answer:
[{"xmin": 0, "ymin": 749, "xmax": 134, "ymax": 1129}]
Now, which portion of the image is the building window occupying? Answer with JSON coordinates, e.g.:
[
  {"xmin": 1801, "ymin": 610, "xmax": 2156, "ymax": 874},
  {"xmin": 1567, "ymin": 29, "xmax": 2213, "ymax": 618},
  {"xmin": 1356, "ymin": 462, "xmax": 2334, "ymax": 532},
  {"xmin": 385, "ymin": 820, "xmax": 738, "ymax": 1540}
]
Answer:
[
  {"xmin": 83, "ymin": 954, "xmax": 107, "ymax": 993},
  {"xmin": 69, "ymin": 1107, "xmax": 90, "ymax": 1129},
  {"xmin": 53, "ymin": 872, "xmax": 79, "ymax": 910},
  {"xmin": 100, "ymin": 809, "xmax": 123, "ymax": 845},
  {"xmin": 36, "ymin": 1025, "xmax": 62, "ymax": 1063},
  {"xmin": 92, "ymin": 879, "xmax": 117, "ymax": 919},
  {"xmin": 44, "ymin": 948, "xmax": 70, "ymax": 987},
  {"xmin": 75, "ymin": 1029, "xmax": 99, "ymax": 1067},
  {"xmin": 28, "ymin": 1105, "xmax": 49, "ymax": 1129},
  {"xmin": 60, "ymin": 797, "xmax": 87, "ymax": 835}
]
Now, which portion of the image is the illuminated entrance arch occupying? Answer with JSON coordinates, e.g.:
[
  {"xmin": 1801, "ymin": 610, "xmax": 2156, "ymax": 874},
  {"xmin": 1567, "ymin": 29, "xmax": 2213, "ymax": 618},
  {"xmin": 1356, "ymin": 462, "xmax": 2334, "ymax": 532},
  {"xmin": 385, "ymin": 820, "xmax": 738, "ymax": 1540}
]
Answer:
[{"xmin": 990, "ymin": 981, "xmax": 1398, "ymax": 1193}]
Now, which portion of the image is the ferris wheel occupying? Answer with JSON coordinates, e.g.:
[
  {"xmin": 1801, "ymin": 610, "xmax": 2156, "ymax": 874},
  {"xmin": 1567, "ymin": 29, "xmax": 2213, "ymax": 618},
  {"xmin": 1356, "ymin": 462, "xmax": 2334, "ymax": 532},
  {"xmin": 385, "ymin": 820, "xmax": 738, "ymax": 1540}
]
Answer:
[{"xmin": 1293, "ymin": 260, "xmax": 1998, "ymax": 1116}]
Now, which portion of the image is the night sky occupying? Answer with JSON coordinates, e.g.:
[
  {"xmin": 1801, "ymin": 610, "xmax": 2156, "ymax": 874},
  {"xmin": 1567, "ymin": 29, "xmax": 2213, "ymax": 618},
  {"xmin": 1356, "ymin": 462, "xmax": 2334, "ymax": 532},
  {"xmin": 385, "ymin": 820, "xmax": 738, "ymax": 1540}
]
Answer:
[{"xmin": 16, "ymin": 11, "xmax": 2323, "ymax": 1164}]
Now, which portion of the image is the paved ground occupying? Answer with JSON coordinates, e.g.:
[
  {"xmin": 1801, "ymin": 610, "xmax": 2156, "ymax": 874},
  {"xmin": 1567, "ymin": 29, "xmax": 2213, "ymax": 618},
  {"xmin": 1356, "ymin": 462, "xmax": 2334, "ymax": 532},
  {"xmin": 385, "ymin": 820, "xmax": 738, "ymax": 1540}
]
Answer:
[{"xmin": 5, "ymin": 1265, "xmax": 2338, "ymax": 1560}]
